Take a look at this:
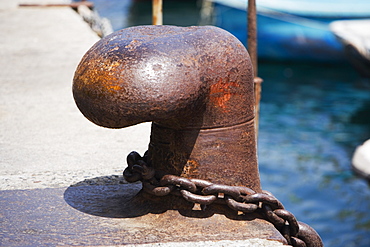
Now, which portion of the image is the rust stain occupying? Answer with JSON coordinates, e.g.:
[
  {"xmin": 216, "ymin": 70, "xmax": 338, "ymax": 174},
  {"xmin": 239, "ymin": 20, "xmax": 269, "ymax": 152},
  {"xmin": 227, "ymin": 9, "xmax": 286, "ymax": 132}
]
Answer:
[
  {"xmin": 181, "ymin": 160, "xmax": 199, "ymax": 178},
  {"xmin": 210, "ymin": 78, "xmax": 240, "ymax": 111},
  {"xmin": 109, "ymin": 84, "xmax": 121, "ymax": 91},
  {"xmin": 74, "ymin": 63, "xmax": 122, "ymax": 98}
]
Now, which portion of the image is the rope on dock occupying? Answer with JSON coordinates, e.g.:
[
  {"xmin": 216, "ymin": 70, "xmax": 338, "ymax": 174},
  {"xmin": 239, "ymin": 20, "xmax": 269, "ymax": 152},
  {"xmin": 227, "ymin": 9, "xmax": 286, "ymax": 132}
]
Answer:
[{"xmin": 77, "ymin": 5, "xmax": 113, "ymax": 37}]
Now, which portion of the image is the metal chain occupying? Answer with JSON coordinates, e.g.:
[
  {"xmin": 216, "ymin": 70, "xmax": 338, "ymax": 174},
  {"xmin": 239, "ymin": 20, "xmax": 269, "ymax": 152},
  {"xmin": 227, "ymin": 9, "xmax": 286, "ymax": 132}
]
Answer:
[{"xmin": 123, "ymin": 151, "xmax": 323, "ymax": 247}]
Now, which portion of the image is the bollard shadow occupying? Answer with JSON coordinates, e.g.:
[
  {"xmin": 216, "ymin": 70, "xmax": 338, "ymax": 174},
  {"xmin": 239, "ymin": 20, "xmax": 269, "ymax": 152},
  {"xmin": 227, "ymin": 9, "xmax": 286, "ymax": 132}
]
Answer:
[
  {"xmin": 62, "ymin": 176, "xmax": 290, "ymax": 245},
  {"xmin": 63, "ymin": 175, "xmax": 260, "ymax": 221},
  {"xmin": 64, "ymin": 180, "xmax": 147, "ymax": 218}
]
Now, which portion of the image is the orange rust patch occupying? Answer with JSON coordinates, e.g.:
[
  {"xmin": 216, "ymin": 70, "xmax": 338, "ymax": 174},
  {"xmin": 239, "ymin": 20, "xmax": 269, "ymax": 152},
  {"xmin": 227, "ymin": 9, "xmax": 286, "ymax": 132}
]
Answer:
[
  {"xmin": 181, "ymin": 160, "xmax": 199, "ymax": 178},
  {"xmin": 74, "ymin": 62, "xmax": 123, "ymax": 99},
  {"xmin": 108, "ymin": 84, "xmax": 121, "ymax": 91},
  {"xmin": 210, "ymin": 78, "xmax": 240, "ymax": 112}
]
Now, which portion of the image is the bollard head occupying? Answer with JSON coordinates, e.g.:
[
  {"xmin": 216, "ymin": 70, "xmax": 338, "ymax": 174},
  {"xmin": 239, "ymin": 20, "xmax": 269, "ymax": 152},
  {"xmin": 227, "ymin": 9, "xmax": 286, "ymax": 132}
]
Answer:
[
  {"xmin": 73, "ymin": 25, "xmax": 260, "ymax": 191},
  {"xmin": 73, "ymin": 25, "xmax": 254, "ymax": 129}
]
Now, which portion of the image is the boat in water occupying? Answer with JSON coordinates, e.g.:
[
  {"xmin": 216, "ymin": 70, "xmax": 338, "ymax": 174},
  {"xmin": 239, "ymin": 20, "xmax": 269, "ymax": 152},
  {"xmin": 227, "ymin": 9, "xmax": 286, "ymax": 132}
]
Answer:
[
  {"xmin": 330, "ymin": 19, "xmax": 370, "ymax": 77},
  {"xmin": 204, "ymin": 0, "xmax": 370, "ymax": 62},
  {"xmin": 352, "ymin": 139, "xmax": 370, "ymax": 181}
]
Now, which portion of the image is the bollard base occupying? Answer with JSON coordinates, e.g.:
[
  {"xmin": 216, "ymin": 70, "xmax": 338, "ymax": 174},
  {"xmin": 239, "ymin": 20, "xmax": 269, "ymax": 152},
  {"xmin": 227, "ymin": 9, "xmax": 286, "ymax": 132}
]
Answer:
[
  {"xmin": 1, "ymin": 184, "xmax": 287, "ymax": 246},
  {"xmin": 125, "ymin": 239, "xmax": 287, "ymax": 247}
]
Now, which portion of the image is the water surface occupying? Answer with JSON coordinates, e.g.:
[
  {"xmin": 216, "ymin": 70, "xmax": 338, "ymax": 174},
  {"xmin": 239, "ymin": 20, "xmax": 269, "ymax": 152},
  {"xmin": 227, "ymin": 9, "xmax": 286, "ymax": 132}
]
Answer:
[{"xmin": 258, "ymin": 62, "xmax": 370, "ymax": 247}]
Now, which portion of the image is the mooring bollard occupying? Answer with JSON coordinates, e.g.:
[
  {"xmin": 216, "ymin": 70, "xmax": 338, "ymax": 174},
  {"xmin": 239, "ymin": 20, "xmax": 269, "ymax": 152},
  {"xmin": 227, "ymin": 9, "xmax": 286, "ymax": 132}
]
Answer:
[
  {"xmin": 73, "ymin": 25, "xmax": 260, "ymax": 191},
  {"xmin": 73, "ymin": 25, "xmax": 323, "ymax": 246}
]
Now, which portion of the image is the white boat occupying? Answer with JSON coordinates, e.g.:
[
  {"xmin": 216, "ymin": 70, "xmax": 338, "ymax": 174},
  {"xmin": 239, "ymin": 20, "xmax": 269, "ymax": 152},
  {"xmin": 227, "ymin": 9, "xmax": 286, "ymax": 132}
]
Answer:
[
  {"xmin": 330, "ymin": 19, "xmax": 370, "ymax": 78},
  {"xmin": 352, "ymin": 139, "xmax": 370, "ymax": 180}
]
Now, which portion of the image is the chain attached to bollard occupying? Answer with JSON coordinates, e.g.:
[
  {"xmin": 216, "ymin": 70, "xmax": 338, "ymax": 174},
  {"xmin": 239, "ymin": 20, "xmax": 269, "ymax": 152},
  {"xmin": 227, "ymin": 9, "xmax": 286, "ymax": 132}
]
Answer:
[{"xmin": 123, "ymin": 151, "xmax": 323, "ymax": 247}]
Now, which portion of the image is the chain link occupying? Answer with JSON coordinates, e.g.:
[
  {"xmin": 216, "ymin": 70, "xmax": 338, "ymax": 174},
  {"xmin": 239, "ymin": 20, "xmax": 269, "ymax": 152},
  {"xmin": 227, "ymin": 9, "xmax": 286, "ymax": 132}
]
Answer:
[{"xmin": 123, "ymin": 151, "xmax": 323, "ymax": 247}]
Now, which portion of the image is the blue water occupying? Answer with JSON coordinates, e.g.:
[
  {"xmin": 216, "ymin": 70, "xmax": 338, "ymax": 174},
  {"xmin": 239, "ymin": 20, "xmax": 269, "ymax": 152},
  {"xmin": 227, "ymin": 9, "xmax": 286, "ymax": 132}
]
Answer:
[
  {"xmin": 87, "ymin": 1, "xmax": 370, "ymax": 246},
  {"xmin": 258, "ymin": 62, "xmax": 370, "ymax": 246}
]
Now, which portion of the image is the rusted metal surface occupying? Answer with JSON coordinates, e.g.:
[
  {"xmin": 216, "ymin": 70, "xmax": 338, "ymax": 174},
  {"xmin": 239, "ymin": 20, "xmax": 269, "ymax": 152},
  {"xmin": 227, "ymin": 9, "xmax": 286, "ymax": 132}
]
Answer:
[
  {"xmin": 247, "ymin": 0, "xmax": 262, "ymax": 137},
  {"xmin": 152, "ymin": 0, "xmax": 163, "ymax": 25},
  {"xmin": 124, "ymin": 152, "xmax": 323, "ymax": 247},
  {"xmin": 73, "ymin": 25, "xmax": 260, "ymax": 191},
  {"xmin": 247, "ymin": 0, "xmax": 257, "ymax": 77}
]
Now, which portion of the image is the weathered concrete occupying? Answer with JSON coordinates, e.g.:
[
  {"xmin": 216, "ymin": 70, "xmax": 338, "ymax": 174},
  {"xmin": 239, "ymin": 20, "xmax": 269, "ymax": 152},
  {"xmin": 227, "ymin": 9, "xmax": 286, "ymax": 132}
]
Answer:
[
  {"xmin": 0, "ymin": 0, "xmax": 151, "ymax": 190},
  {"xmin": 0, "ymin": 1, "xmax": 288, "ymax": 246},
  {"xmin": 0, "ymin": 185, "xmax": 286, "ymax": 246}
]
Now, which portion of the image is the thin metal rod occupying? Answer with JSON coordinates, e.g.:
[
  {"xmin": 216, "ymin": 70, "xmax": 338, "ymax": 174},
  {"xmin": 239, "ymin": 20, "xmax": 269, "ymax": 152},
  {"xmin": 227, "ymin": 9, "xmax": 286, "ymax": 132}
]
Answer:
[
  {"xmin": 152, "ymin": 0, "xmax": 163, "ymax": 25},
  {"xmin": 247, "ymin": 0, "xmax": 257, "ymax": 76},
  {"xmin": 247, "ymin": 0, "xmax": 261, "ymax": 137}
]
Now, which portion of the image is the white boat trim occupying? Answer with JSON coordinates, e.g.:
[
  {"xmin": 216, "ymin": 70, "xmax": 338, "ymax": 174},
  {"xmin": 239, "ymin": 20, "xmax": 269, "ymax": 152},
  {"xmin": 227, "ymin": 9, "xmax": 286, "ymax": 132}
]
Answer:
[
  {"xmin": 208, "ymin": 0, "xmax": 370, "ymax": 18},
  {"xmin": 352, "ymin": 139, "xmax": 370, "ymax": 179},
  {"xmin": 330, "ymin": 20, "xmax": 370, "ymax": 60}
]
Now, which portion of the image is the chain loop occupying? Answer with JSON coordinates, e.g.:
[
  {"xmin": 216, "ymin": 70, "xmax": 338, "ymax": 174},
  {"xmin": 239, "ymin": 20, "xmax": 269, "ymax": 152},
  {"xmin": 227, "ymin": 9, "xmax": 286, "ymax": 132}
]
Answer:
[
  {"xmin": 262, "ymin": 204, "xmax": 286, "ymax": 228},
  {"xmin": 160, "ymin": 175, "xmax": 197, "ymax": 193},
  {"xmin": 142, "ymin": 181, "xmax": 174, "ymax": 196},
  {"xmin": 202, "ymin": 184, "xmax": 243, "ymax": 201},
  {"xmin": 190, "ymin": 178, "xmax": 213, "ymax": 188},
  {"xmin": 180, "ymin": 190, "xmax": 218, "ymax": 205},
  {"xmin": 225, "ymin": 195, "xmax": 258, "ymax": 213},
  {"xmin": 243, "ymin": 193, "xmax": 285, "ymax": 210},
  {"xmin": 123, "ymin": 151, "xmax": 323, "ymax": 247},
  {"xmin": 274, "ymin": 209, "xmax": 299, "ymax": 236},
  {"xmin": 291, "ymin": 237, "xmax": 307, "ymax": 247}
]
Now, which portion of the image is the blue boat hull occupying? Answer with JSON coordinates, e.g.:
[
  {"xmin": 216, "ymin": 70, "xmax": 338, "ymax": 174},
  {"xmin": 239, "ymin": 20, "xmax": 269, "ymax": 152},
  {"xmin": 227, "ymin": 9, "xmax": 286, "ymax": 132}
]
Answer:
[{"xmin": 213, "ymin": 4, "xmax": 347, "ymax": 62}]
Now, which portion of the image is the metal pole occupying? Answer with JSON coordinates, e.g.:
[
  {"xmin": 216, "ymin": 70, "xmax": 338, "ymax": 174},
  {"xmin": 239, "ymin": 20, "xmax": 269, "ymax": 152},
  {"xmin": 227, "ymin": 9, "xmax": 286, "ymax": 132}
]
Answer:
[
  {"xmin": 247, "ymin": 0, "xmax": 261, "ymax": 137},
  {"xmin": 152, "ymin": 0, "xmax": 163, "ymax": 25}
]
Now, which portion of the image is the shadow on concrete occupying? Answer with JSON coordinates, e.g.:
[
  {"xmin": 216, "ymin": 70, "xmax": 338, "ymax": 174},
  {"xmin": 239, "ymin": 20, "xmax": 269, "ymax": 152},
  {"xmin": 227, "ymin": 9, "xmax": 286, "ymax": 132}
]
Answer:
[
  {"xmin": 61, "ymin": 177, "xmax": 286, "ymax": 244},
  {"xmin": 0, "ymin": 182, "xmax": 285, "ymax": 245},
  {"xmin": 63, "ymin": 177, "xmax": 260, "ymax": 221}
]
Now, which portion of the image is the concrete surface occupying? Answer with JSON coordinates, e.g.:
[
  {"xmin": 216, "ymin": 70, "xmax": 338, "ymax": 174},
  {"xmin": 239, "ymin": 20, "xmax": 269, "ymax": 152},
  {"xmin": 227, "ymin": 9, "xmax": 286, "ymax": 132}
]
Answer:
[
  {"xmin": 0, "ymin": 185, "xmax": 286, "ymax": 246},
  {"xmin": 0, "ymin": 1, "xmax": 288, "ymax": 246},
  {"xmin": 0, "ymin": 0, "xmax": 151, "ymax": 190}
]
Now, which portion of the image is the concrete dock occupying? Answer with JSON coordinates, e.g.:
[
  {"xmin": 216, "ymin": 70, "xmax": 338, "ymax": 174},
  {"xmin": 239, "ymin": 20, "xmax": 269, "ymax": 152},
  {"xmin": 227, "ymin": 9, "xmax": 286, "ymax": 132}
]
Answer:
[{"xmin": 0, "ymin": 1, "xmax": 287, "ymax": 246}]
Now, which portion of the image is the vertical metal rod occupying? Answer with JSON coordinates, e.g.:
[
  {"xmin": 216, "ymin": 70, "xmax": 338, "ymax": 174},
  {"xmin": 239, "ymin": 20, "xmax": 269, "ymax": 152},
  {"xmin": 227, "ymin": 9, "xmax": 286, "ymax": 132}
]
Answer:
[
  {"xmin": 247, "ymin": 0, "xmax": 261, "ymax": 137},
  {"xmin": 247, "ymin": 0, "xmax": 257, "ymax": 76},
  {"xmin": 152, "ymin": 0, "xmax": 163, "ymax": 25}
]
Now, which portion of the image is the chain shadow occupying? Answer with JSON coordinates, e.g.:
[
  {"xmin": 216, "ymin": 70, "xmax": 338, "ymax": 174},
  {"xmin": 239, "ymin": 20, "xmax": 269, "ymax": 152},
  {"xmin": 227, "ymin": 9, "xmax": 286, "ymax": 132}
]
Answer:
[{"xmin": 63, "ymin": 177, "xmax": 262, "ymax": 221}]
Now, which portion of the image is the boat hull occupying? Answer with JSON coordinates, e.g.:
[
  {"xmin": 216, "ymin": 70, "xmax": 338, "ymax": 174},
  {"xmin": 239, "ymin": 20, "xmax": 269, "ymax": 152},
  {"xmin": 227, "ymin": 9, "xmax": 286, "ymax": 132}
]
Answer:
[
  {"xmin": 212, "ymin": 3, "xmax": 355, "ymax": 62},
  {"xmin": 344, "ymin": 44, "xmax": 370, "ymax": 78}
]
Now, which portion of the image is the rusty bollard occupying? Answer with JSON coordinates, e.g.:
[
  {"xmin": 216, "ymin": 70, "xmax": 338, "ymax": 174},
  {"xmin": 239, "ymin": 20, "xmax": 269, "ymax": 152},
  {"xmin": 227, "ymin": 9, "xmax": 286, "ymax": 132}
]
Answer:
[
  {"xmin": 73, "ymin": 25, "xmax": 260, "ymax": 191},
  {"xmin": 72, "ymin": 25, "xmax": 323, "ymax": 246}
]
